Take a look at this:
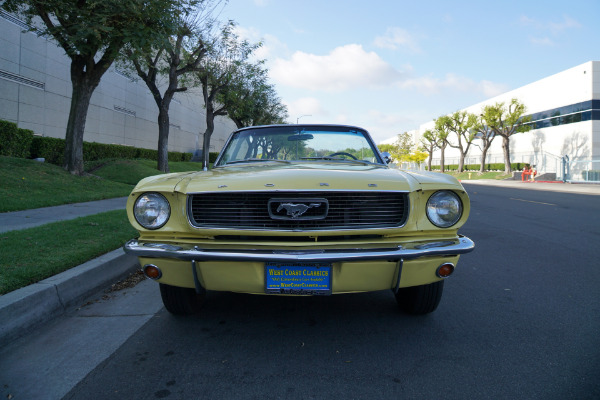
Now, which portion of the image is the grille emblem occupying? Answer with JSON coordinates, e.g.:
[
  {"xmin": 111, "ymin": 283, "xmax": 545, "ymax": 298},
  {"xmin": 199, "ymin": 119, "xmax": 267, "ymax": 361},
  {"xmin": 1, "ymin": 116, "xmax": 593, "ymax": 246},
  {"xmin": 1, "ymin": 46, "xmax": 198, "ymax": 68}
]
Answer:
[{"xmin": 268, "ymin": 198, "xmax": 329, "ymax": 220}]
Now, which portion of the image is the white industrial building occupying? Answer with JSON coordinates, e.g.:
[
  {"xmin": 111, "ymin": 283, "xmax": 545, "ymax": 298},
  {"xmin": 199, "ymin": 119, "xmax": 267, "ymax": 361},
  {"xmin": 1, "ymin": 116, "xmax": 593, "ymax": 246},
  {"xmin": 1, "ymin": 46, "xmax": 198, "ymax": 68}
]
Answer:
[
  {"xmin": 0, "ymin": 10, "xmax": 236, "ymax": 156},
  {"xmin": 396, "ymin": 61, "xmax": 600, "ymax": 182}
]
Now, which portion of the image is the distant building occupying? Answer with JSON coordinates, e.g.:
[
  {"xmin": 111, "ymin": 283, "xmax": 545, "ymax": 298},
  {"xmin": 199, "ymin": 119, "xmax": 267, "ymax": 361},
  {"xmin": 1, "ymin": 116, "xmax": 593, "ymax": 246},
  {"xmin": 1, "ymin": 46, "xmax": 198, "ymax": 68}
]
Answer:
[
  {"xmin": 0, "ymin": 11, "xmax": 236, "ymax": 156},
  {"xmin": 392, "ymin": 61, "xmax": 600, "ymax": 181}
]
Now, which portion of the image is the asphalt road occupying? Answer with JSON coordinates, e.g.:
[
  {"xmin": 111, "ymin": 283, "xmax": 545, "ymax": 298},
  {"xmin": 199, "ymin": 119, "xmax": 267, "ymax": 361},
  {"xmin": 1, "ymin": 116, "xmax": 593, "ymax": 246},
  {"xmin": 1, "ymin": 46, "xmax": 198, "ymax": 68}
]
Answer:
[{"xmin": 3, "ymin": 184, "xmax": 600, "ymax": 399}]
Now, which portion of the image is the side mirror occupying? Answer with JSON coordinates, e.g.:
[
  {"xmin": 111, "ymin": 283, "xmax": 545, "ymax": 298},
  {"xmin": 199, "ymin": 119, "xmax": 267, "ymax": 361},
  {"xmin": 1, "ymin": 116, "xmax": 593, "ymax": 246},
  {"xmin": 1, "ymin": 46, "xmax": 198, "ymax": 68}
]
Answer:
[{"xmin": 381, "ymin": 152, "xmax": 392, "ymax": 164}]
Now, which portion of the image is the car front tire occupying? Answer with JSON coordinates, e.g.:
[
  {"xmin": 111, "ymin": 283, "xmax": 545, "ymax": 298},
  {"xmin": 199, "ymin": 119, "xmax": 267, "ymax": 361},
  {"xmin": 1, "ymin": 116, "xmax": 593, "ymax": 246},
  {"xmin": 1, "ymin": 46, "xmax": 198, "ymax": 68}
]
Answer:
[
  {"xmin": 159, "ymin": 283, "xmax": 206, "ymax": 315},
  {"xmin": 394, "ymin": 280, "xmax": 444, "ymax": 315}
]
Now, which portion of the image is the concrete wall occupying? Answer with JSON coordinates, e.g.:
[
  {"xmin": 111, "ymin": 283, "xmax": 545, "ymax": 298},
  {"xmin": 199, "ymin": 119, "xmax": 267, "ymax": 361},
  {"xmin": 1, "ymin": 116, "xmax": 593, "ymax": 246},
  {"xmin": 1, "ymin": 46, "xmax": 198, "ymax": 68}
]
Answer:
[{"xmin": 0, "ymin": 12, "xmax": 236, "ymax": 155}]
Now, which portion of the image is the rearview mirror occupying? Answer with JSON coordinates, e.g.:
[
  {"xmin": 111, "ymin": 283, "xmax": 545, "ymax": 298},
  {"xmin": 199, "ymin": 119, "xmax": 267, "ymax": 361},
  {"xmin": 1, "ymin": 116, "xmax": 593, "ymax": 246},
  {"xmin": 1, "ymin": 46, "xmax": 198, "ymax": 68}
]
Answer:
[
  {"xmin": 381, "ymin": 152, "xmax": 392, "ymax": 164},
  {"xmin": 288, "ymin": 133, "xmax": 314, "ymax": 141}
]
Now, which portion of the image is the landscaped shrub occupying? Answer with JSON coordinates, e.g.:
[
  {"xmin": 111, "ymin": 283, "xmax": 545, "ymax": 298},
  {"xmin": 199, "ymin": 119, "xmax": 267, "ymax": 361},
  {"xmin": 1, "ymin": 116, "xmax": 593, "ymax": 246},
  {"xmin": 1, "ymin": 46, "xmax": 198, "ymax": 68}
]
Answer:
[
  {"xmin": 136, "ymin": 148, "xmax": 158, "ymax": 160},
  {"xmin": 0, "ymin": 119, "xmax": 198, "ymax": 165},
  {"xmin": 0, "ymin": 121, "xmax": 34, "ymax": 158},
  {"xmin": 209, "ymin": 152, "xmax": 219, "ymax": 163},
  {"xmin": 84, "ymin": 142, "xmax": 138, "ymax": 161},
  {"xmin": 30, "ymin": 136, "xmax": 65, "ymax": 165},
  {"xmin": 430, "ymin": 162, "xmax": 527, "ymax": 172}
]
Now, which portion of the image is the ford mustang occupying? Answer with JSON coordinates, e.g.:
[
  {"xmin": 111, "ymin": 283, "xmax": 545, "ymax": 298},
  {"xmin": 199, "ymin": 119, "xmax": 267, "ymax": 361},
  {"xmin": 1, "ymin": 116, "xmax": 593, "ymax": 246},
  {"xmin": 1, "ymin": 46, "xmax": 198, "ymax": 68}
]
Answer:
[{"xmin": 124, "ymin": 124, "xmax": 474, "ymax": 315}]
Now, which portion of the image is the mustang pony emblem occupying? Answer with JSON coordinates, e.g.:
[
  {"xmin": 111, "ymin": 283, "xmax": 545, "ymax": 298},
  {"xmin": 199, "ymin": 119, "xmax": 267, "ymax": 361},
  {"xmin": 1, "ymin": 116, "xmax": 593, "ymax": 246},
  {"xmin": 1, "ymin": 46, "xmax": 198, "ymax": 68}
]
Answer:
[{"xmin": 277, "ymin": 203, "xmax": 322, "ymax": 218}]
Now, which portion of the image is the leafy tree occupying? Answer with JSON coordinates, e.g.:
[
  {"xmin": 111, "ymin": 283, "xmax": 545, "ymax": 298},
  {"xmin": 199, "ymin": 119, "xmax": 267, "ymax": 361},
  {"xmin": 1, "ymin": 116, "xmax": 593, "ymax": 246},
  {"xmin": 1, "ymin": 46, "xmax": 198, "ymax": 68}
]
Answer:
[
  {"xmin": 124, "ymin": 2, "xmax": 218, "ymax": 172},
  {"xmin": 434, "ymin": 116, "xmax": 452, "ymax": 173},
  {"xmin": 378, "ymin": 133, "xmax": 414, "ymax": 163},
  {"xmin": 406, "ymin": 149, "xmax": 428, "ymax": 164},
  {"xmin": 196, "ymin": 22, "xmax": 259, "ymax": 169},
  {"xmin": 473, "ymin": 111, "xmax": 497, "ymax": 173},
  {"xmin": 2, "ymin": 0, "xmax": 186, "ymax": 174},
  {"xmin": 377, "ymin": 144, "xmax": 397, "ymax": 161},
  {"xmin": 443, "ymin": 111, "xmax": 477, "ymax": 172},
  {"xmin": 421, "ymin": 129, "xmax": 441, "ymax": 171},
  {"xmin": 481, "ymin": 99, "xmax": 532, "ymax": 174},
  {"xmin": 220, "ymin": 60, "xmax": 288, "ymax": 128},
  {"xmin": 395, "ymin": 132, "xmax": 414, "ymax": 161}
]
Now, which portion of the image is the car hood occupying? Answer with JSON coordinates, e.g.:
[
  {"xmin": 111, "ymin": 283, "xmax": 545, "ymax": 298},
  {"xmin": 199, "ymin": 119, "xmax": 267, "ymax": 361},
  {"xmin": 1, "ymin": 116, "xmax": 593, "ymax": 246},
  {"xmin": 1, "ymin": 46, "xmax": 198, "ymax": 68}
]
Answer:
[{"xmin": 132, "ymin": 162, "xmax": 464, "ymax": 194}]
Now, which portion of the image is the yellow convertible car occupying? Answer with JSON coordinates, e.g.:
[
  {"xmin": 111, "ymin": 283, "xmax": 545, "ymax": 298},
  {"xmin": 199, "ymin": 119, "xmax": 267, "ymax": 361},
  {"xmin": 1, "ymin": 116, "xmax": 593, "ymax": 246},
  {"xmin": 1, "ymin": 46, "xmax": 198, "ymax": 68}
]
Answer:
[{"xmin": 124, "ymin": 124, "xmax": 474, "ymax": 315}]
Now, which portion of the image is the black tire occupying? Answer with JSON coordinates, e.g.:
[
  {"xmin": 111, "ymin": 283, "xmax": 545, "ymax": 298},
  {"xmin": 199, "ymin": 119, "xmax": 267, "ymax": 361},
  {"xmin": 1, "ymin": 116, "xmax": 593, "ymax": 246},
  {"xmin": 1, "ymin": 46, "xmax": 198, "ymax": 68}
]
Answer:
[
  {"xmin": 159, "ymin": 283, "xmax": 206, "ymax": 315},
  {"xmin": 394, "ymin": 280, "xmax": 444, "ymax": 315}
]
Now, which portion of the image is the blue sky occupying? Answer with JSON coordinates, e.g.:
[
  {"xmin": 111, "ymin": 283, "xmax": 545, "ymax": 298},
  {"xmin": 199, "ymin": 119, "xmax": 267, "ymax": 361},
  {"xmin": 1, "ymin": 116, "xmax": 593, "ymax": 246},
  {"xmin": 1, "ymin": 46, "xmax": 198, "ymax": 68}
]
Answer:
[{"xmin": 220, "ymin": 0, "xmax": 599, "ymax": 143}]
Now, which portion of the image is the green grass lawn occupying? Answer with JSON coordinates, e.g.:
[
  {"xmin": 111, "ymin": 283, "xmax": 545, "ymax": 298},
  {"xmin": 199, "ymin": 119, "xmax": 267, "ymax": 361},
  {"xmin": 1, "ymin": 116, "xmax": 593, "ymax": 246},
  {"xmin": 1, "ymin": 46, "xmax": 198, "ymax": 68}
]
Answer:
[
  {"xmin": 446, "ymin": 171, "xmax": 512, "ymax": 180},
  {"xmin": 0, "ymin": 157, "xmax": 133, "ymax": 212},
  {"xmin": 0, "ymin": 210, "xmax": 137, "ymax": 295},
  {"xmin": 0, "ymin": 157, "xmax": 206, "ymax": 212},
  {"xmin": 86, "ymin": 158, "xmax": 206, "ymax": 185}
]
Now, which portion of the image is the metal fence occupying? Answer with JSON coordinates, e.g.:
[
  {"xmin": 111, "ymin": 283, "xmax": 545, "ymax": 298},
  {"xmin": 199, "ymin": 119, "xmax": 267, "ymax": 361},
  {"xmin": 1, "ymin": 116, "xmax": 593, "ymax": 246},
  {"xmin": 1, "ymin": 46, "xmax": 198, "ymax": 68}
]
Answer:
[
  {"xmin": 405, "ymin": 153, "xmax": 600, "ymax": 184},
  {"xmin": 563, "ymin": 157, "xmax": 600, "ymax": 183}
]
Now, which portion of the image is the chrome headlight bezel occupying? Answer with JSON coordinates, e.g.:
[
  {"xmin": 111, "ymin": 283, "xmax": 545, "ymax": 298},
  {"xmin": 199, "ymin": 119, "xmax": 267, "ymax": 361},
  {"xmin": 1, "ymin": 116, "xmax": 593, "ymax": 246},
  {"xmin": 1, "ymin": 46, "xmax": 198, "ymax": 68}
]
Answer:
[
  {"xmin": 426, "ymin": 190, "xmax": 463, "ymax": 228},
  {"xmin": 133, "ymin": 192, "xmax": 171, "ymax": 230}
]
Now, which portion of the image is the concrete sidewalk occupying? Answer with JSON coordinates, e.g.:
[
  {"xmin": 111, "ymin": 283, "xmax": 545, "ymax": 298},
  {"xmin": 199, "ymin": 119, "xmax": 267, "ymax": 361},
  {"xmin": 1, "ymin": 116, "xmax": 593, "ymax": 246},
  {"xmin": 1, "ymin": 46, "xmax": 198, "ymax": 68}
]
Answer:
[
  {"xmin": 461, "ymin": 179, "xmax": 600, "ymax": 195},
  {"xmin": 0, "ymin": 196, "xmax": 129, "ymax": 233},
  {"xmin": 0, "ymin": 196, "xmax": 138, "ymax": 346}
]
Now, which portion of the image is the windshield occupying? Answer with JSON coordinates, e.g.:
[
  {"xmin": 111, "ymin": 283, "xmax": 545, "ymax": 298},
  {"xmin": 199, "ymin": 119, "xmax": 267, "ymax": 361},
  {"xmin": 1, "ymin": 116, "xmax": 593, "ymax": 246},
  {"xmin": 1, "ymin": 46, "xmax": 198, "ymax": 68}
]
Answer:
[{"xmin": 215, "ymin": 125, "xmax": 383, "ymax": 166}]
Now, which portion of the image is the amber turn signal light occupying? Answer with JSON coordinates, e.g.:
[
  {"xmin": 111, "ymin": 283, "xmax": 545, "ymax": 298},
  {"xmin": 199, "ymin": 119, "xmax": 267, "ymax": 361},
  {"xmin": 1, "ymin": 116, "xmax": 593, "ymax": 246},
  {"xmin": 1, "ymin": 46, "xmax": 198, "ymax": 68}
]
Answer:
[
  {"xmin": 142, "ymin": 264, "xmax": 162, "ymax": 280},
  {"xmin": 436, "ymin": 263, "xmax": 455, "ymax": 278}
]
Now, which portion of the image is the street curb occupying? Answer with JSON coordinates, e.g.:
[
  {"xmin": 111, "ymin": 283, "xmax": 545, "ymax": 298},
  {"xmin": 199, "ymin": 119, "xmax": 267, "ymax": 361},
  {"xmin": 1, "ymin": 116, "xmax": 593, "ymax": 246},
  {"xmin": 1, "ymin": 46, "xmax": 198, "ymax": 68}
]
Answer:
[{"xmin": 0, "ymin": 248, "xmax": 139, "ymax": 347}]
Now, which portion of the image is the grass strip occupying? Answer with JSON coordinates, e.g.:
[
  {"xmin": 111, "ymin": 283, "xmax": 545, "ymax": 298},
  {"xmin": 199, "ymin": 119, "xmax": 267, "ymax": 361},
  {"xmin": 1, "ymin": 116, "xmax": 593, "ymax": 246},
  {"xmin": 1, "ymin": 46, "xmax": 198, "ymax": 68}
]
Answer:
[
  {"xmin": 86, "ymin": 159, "xmax": 205, "ymax": 185},
  {"xmin": 444, "ymin": 171, "xmax": 512, "ymax": 180},
  {"xmin": 0, "ymin": 210, "xmax": 138, "ymax": 295},
  {"xmin": 0, "ymin": 157, "xmax": 133, "ymax": 212}
]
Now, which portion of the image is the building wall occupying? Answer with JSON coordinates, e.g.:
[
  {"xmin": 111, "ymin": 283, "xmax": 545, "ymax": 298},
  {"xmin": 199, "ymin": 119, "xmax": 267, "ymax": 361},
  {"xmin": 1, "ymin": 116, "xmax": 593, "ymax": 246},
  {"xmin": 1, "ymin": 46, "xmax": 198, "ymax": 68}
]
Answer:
[
  {"xmin": 409, "ymin": 61, "xmax": 599, "ymax": 173},
  {"xmin": 0, "ymin": 12, "xmax": 236, "ymax": 155}
]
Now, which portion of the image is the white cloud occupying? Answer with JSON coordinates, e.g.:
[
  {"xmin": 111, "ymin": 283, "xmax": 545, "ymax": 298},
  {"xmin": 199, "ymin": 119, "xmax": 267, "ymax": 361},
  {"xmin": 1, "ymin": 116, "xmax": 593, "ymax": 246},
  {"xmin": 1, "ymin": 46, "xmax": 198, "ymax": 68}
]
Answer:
[
  {"xmin": 398, "ymin": 73, "xmax": 507, "ymax": 98},
  {"xmin": 549, "ymin": 16, "xmax": 581, "ymax": 33},
  {"xmin": 253, "ymin": 0, "xmax": 269, "ymax": 6},
  {"xmin": 520, "ymin": 14, "xmax": 581, "ymax": 35},
  {"xmin": 270, "ymin": 44, "xmax": 404, "ymax": 92},
  {"xmin": 284, "ymin": 97, "xmax": 327, "ymax": 122},
  {"xmin": 529, "ymin": 36, "xmax": 554, "ymax": 46},
  {"xmin": 373, "ymin": 27, "xmax": 420, "ymax": 52},
  {"xmin": 232, "ymin": 26, "xmax": 289, "ymax": 61},
  {"xmin": 364, "ymin": 110, "xmax": 417, "ymax": 144}
]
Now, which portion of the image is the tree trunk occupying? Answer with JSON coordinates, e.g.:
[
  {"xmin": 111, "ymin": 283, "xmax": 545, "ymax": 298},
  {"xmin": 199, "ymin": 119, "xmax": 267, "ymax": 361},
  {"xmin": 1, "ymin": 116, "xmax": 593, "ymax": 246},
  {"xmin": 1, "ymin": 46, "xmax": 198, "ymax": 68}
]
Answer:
[
  {"xmin": 440, "ymin": 143, "xmax": 446, "ymax": 173},
  {"xmin": 502, "ymin": 135, "xmax": 512, "ymax": 174},
  {"xmin": 156, "ymin": 105, "xmax": 171, "ymax": 173},
  {"xmin": 202, "ymin": 108, "xmax": 215, "ymax": 170},
  {"xmin": 479, "ymin": 146, "xmax": 489, "ymax": 173},
  {"xmin": 427, "ymin": 151, "xmax": 432, "ymax": 171},
  {"xmin": 64, "ymin": 66, "xmax": 98, "ymax": 175},
  {"xmin": 458, "ymin": 152, "xmax": 465, "ymax": 173}
]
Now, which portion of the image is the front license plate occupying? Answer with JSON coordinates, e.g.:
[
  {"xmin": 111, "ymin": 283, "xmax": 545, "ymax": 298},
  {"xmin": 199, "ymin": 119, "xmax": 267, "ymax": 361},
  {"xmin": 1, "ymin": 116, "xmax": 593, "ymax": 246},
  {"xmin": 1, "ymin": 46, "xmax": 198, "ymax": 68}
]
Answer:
[{"xmin": 265, "ymin": 263, "xmax": 331, "ymax": 295}]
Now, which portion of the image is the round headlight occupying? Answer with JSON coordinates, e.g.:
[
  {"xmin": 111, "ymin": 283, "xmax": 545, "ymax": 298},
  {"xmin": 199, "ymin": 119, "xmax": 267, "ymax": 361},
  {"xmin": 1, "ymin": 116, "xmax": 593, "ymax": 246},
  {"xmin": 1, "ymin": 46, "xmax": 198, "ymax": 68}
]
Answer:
[
  {"xmin": 426, "ymin": 190, "xmax": 462, "ymax": 228},
  {"xmin": 134, "ymin": 193, "xmax": 170, "ymax": 229}
]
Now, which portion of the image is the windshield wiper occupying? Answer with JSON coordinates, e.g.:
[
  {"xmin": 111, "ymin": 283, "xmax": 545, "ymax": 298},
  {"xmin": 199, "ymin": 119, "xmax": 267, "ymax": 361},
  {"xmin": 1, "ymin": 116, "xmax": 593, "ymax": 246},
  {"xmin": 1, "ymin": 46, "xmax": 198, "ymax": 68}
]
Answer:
[
  {"xmin": 225, "ymin": 158, "xmax": 291, "ymax": 165},
  {"xmin": 300, "ymin": 157, "xmax": 376, "ymax": 165}
]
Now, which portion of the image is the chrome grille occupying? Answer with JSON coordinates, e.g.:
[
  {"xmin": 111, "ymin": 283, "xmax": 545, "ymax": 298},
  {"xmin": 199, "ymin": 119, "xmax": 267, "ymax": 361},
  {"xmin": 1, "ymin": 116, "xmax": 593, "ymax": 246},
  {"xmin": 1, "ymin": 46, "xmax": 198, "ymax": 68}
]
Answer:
[{"xmin": 188, "ymin": 191, "xmax": 408, "ymax": 231}]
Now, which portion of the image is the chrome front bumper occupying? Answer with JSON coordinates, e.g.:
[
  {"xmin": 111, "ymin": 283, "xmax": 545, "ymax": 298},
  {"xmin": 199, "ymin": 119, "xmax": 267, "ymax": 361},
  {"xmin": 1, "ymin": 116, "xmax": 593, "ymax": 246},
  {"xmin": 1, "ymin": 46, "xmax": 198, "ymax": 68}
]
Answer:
[{"xmin": 123, "ymin": 235, "xmax": 475, "ymax": 263}]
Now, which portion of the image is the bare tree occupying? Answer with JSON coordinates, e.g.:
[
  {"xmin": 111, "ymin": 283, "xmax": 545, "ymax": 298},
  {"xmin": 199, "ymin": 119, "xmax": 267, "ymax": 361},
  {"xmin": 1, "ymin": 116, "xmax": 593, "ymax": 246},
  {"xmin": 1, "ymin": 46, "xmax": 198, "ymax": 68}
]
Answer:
[
  {"xmin": 473, "ymin": 111, "xmax": 497, "ymax": 173},
  {"xmin": 196, "ymin": 21, "xmax": 259, "ymax": 169},
  {"xmin": 434, "ymin": 116, "xmax": 452, "ymax": 173},
  {"xmin": 421, "ymin": 129, "xmax": 441, "ymax": 171},
  {"xmin": 443, "ymin": 111, "xmax": 477, "ymax": 172},
  {"xmin": 482, "ymin": 99, "xmax": 532, "ymax": 174},
  {"xmin": 124, "ymin": 1, "xmax": 224, "ymax": 172}
]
